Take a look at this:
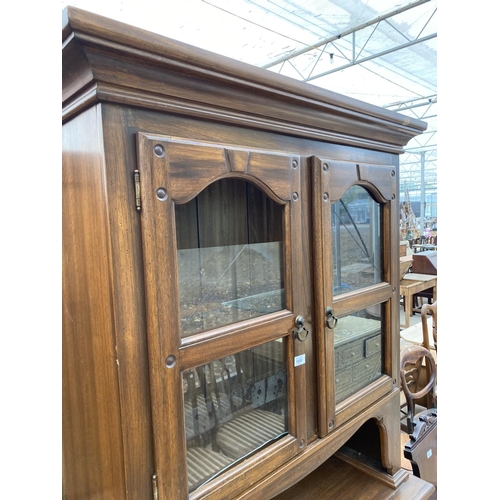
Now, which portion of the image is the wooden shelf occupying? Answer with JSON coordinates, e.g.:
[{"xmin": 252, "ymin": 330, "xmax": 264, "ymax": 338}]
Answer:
[{"xmin": 272, "ymin": 453, "xmax": 435, "ymax": 500}]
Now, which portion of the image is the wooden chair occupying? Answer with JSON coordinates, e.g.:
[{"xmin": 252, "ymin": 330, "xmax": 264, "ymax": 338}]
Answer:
[
  {"xmin": 421, "ymin": 301, "xmax": 437, "ymax": 352},
  {"xmin": 400, "ymin": 345, "xmax": 437, "ymax": 434},
  {"xmin": 400, "ymin": 345, "xmax": 437, "ymax": 487}
]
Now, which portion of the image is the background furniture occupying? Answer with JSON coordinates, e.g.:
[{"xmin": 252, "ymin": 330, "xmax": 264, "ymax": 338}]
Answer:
[
  {"xmin": 411, "ymin": 251, "xmax": 437, "ymax": 307},
  {"xmin": 400, "ymin": 345, "xmax": 437, "ymax": 434},
  {"xmin": 404, "ymin": 409, "xmax": 437, "ymax": 488},
  {"xmin": 412, "ymin": 244, "xmax": 438, "ymax": 253},
  {"xmin": 400, "ymin": 255, "xmax": 414, "ymax": 281},
  {"xmin": 400, "ymin": 345, "xmax": 437, "ymax": 487},
  {"xmin": 421, "ymin": 302, "xmax": 438, "ymax": 353},
  {"xmin": 62, "ymin": 7, "xmax": 432, "ymax": 499},
  {"xmin": 400, "ymin": 274, "xmax": 438, "ymax": 328}
]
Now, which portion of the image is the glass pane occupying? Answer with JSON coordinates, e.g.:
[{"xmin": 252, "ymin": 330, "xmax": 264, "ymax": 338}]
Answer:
[
  {"xmin": 331, "ymin": 185, "xmax": 382, "ymax": 295},
  {"xmin": 176, "ymin": 179, "xmax": 285, "ymax": 337},
  {"xmin": 183, "ymin": 339, "xmax": 288, "ymax": 492},
  {"xmin": 334, "ymin": 305, "xmax": 384, "ymax": 403}
]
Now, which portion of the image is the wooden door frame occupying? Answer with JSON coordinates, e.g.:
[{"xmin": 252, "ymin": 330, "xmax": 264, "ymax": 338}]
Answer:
[
  {"xmin": 136, "ymin": 132, "xmax": 308, "ymax": 499},
  {"xmin": 312, "ymin": 156, "xmax": 398, "ymax": 437}
]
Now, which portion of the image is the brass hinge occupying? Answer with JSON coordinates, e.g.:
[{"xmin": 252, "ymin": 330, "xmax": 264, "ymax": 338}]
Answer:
[
  {"xmin": 134, "ymin": 169, "xmax": 141, "ymax": 211},
  {"xmin": 152, "ymin": 474, "xmax": 158, "ymax": 500}
]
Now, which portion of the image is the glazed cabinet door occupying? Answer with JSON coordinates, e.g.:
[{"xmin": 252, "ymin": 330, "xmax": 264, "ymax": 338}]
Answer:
[
  {"xmin": 136, "ymin": 133, "xmax": 308, "ymax": 499},
  {"xmin": 312, "ymin": 157, "xmax": 399, "ymax": 436}
]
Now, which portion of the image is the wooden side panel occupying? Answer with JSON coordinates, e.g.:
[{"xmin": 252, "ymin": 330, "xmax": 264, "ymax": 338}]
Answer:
[
  {"xmin": 101, "ymin": 104, "xmax": 156, "ymax": 499},
  {"xmin": 62, "ymin": 105, "xmax": 126, "ymax": 499}
]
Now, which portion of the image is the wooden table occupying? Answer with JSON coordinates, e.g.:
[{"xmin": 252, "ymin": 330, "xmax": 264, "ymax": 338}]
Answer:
[{"xmin": 400, "ymin": 274, "xmax": 437, "ymax": 329}]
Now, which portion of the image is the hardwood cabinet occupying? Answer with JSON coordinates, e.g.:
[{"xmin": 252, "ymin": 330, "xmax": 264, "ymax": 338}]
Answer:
[{"xmin": 62, "ymin": 7, "xmax": 432, "ymax": 500}]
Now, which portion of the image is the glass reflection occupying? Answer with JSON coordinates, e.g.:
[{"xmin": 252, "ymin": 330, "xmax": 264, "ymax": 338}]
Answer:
[
  {"xmin": 176, "ymin": 179, "xmax": 285, "ymax": 337},
  {"xmin": 183, "ymin": 340, "xmax": 288, "ymax": 491},
  {"xmin": 331, "ymin": 185, "xmax": 382, "ymax": 295},
  {"xmin": 334, "ymin": 305, "xmax": 384, "ymax": 403}
]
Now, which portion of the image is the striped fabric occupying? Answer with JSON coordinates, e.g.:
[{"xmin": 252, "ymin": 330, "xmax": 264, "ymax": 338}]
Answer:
[
  {"xmin": 187, "ymin": 447, "xmax": 233, "ymax": 490},
  {"xmin": 184, "ymin": 393, "xmax": 233, "ymax": 441},
  {"xmin": 216, "ymin": 409, "xmax": 285, "ymax": 459}
]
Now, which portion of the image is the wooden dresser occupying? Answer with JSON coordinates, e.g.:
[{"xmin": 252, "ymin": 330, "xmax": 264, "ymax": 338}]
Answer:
[{"xmin": 62, "ymin": 7, "xmax": 434, "ymax": 499}]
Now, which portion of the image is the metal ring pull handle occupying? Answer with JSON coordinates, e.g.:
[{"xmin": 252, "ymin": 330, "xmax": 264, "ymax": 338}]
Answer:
[
  {"xmin": 325, "ymin": 307, "xmax": 337, "ymax": 329},
  {"xmin": 294, "ymin": 315, "xmax": 309, "ymax": 342}
]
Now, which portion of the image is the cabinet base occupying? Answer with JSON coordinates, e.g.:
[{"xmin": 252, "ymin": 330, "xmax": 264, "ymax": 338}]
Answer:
[{"xmin": 272, "ymin": 452, "xmax": 435, "ymax": 500}]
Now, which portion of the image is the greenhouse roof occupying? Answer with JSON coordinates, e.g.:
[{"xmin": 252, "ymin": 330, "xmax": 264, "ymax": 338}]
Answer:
[{"xmin": 61, "ymin": 0, "xmax": 437, "ymax": 189}]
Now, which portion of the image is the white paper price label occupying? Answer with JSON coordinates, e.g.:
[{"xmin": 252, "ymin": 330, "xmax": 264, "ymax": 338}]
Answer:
[{"xmin": 294, "ymin": 354, "xmax": 306, "ymax": 367}]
